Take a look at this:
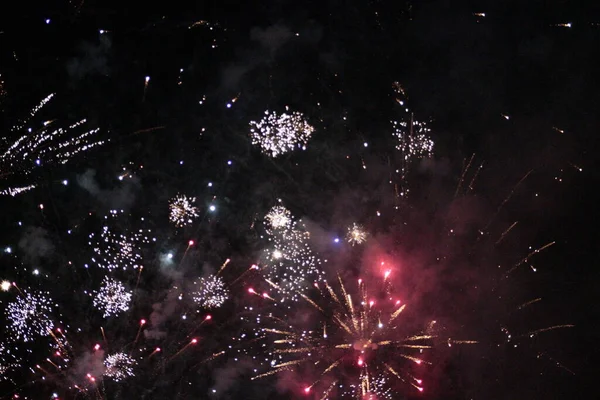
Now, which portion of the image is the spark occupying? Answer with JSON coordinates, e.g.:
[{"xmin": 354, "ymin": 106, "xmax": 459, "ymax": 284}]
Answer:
[
  {"xmin": 169, "ymin": 195, "xmax": 200, "ymax": 227},
  {"xmin": 1, "ymin": 280, "xmax": 11, "ymax": 291},
  {"xmin": 92, "ymin": 277, "xmax": 132, "ymax": 318},
  {"xmin": 249, "ymin": 108, "xmax": 315, "ymax": 157}
]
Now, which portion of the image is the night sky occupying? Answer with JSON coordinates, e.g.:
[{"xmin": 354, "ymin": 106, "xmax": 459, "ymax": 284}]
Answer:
[{"xmin": 0, "ymin": 1, "xmax": 598, "ymax": 399}]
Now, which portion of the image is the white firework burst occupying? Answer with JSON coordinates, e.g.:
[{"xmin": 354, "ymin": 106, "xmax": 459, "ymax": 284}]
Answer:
[
  {"xmin": 169, "ymin": 194, "xmax": 200, "ymax": 227},
  {"xmin": 339, "ymin": 372, "xmax": 394, "ymax": 399},
  {"xmin": 88, "ymin": 210, "xmax": 155, "ymax": 271},
  {"xmin": 264, "ymin": 204, "xmax": 292, "ymax": 232},
  {"xmin": 93, "ymin": 277, "xmax": 132, "ymax": 318},
  {"xmin": 249, "ymin": 108, "xmax": 315, "ymax": 157},
  {"xmin": 104, "ymin": 352, "xmax": 136, "ymax": 381},
  {"xmin": 346, "ymin": 223, "xmax": 368, "ymax": 246},
  {"xmin": 392, "ymin": 119, "xmax": 434, "ymax": 160},
  {"xmin": 192, "ymin": 275, "xmax": 229, "ymax": 309},
  {"xmin": 6, "ymin": 291, "xmax": 56, "ymax": 342},
  {"xmin": 262, "ymin": 205, "xmax": 325, "ymax": 301}
]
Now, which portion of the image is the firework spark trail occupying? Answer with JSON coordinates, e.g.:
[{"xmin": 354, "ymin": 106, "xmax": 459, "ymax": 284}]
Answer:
[
  {"xmin": 537, "ymin": 352, "xmax": 576, "ymax": 375},
  {"xmin": 527, "ymin": 324, "xmax": 574, "ymax": 337},
  {"xmin": 496, "ymin": 221, "xmax": 519, "ymax": 245},
  {"xmin": 455, "ymin": 153, "xmax": 476, "ymax": 198},
  {"xmin": 517, "ymin": 297, "xmax": 542, "ymax": 310},
  {"xmin": 507, "ymin": 241, "xmax": 556, "ymax": 274},
  {"xmin": 0, "ymin": 94, "xmax": 105, "ymax": 193},
  {"xmin": 483, "ymin": 169, "xmax": 533, "ymax": 232}
]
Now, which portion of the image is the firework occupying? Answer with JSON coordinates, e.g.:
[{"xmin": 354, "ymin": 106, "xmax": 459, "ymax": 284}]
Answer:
[
  {"xmin": 346, "ymin": 223, "xmax": 368, "ymax": 246},
  {"xmin": 262, "ymin": 205, "xmax": 325, "ymax": 301},
  {"xmin": 88, "ymin": 210, "xmax": 156, "ymax": 271},
  {"xmin": 253, "ymin": 275, "xmax": 472, "ymax": 398},
  {"xmin": 249, "ymin": 108, "xmax": 315, "ymax": 157},
  {"xmin": 0, "ymin": 94, "xmax": 105, "ymax": 194},
  {"xmin": 0, "ymin": 74, "xmax": 5, "ymax": 104},
  {"xmin": 391, "ymin": 119, "xmax": 434, "ymax": 162},
  {"xmin": 93, "ymin": 277, "xmax": 133, "ymax": 318},
  {"xmin": 6, "ymin": 291, "xmax": 56, "ymax": 342},
  {"xmin": 169, "ymin": 194, "xmax": 200, "ymax": 227},
  {"xmin": 104, "ymin": 352, "xmax": 137, "ymax": 381},
  {"xmin": 192, "ymin": 275, "xmax": 230, "ymax": 309},
  {"xmin": 1, "ymin": 280, "xmax": 11, "ymax": 291},
  {"xmin": 264, "ymin": 204, "xmax": 293, "ymax": 232}
]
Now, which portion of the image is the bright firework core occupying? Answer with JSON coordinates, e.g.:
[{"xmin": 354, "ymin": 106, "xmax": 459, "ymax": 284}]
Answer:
[{"xmin": 346, "ymin": 223, "xmax": 368, "ymax": 246}]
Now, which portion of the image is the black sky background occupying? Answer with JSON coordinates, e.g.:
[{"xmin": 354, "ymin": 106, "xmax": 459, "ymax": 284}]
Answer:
[{"xmin": 0, "ymin": 0, "xmax": 599, "ymax": 399}]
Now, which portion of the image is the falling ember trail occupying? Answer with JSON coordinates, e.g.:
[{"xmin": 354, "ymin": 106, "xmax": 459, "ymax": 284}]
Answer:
[
  {"xmin": 130, "ymin": 319, "xmax": 146, "ymax": 354},
  {"xmin": 484, "ymin": 170, "xmax": 533, "ymax": 231},
  {"xmin": 169, "ymin": 338, "xmax": 198, "ymax": 361},
  {"xmin": 508, "ymin": 241, "xmax": 556, "ymax": 274}
]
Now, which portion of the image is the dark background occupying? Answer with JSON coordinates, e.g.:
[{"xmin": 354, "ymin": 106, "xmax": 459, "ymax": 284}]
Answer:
[{"xmin": 0, "ymin": 0, "xmax": 598, "ymax": 399}]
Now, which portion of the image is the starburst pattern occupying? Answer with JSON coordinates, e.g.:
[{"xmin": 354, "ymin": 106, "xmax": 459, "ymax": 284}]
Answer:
[
  {"xmin": 169, "ymin": 194, "xmax": 200, "ymax": 227},
  {"xmin": 192, "ymin": 275, "xmax": 230, "ymax": 309},
  {"xmin": 6, "ymin": 291, "xmax": 56, "ymax": 342},
  {"xmin": 104, "ymin": 352, "xmax": 137, "ymax": 382},
  {"xmin": 249, "ymin": 108, "xmax": 315, "ymax": 157},
  {"xmin": 346, "ymin": 223, "xmax": 368, "ymax": 246},
  {"xmin": 264, "ymin": 204, "xmax": 293, "ymax": 232},
  {"xmin": 254, "ymin": 275, "xmax": 476, "ymax": 398},
  {"xmin": 93, "ymin": 277, "xmax": 132, "ymax": 318}
]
